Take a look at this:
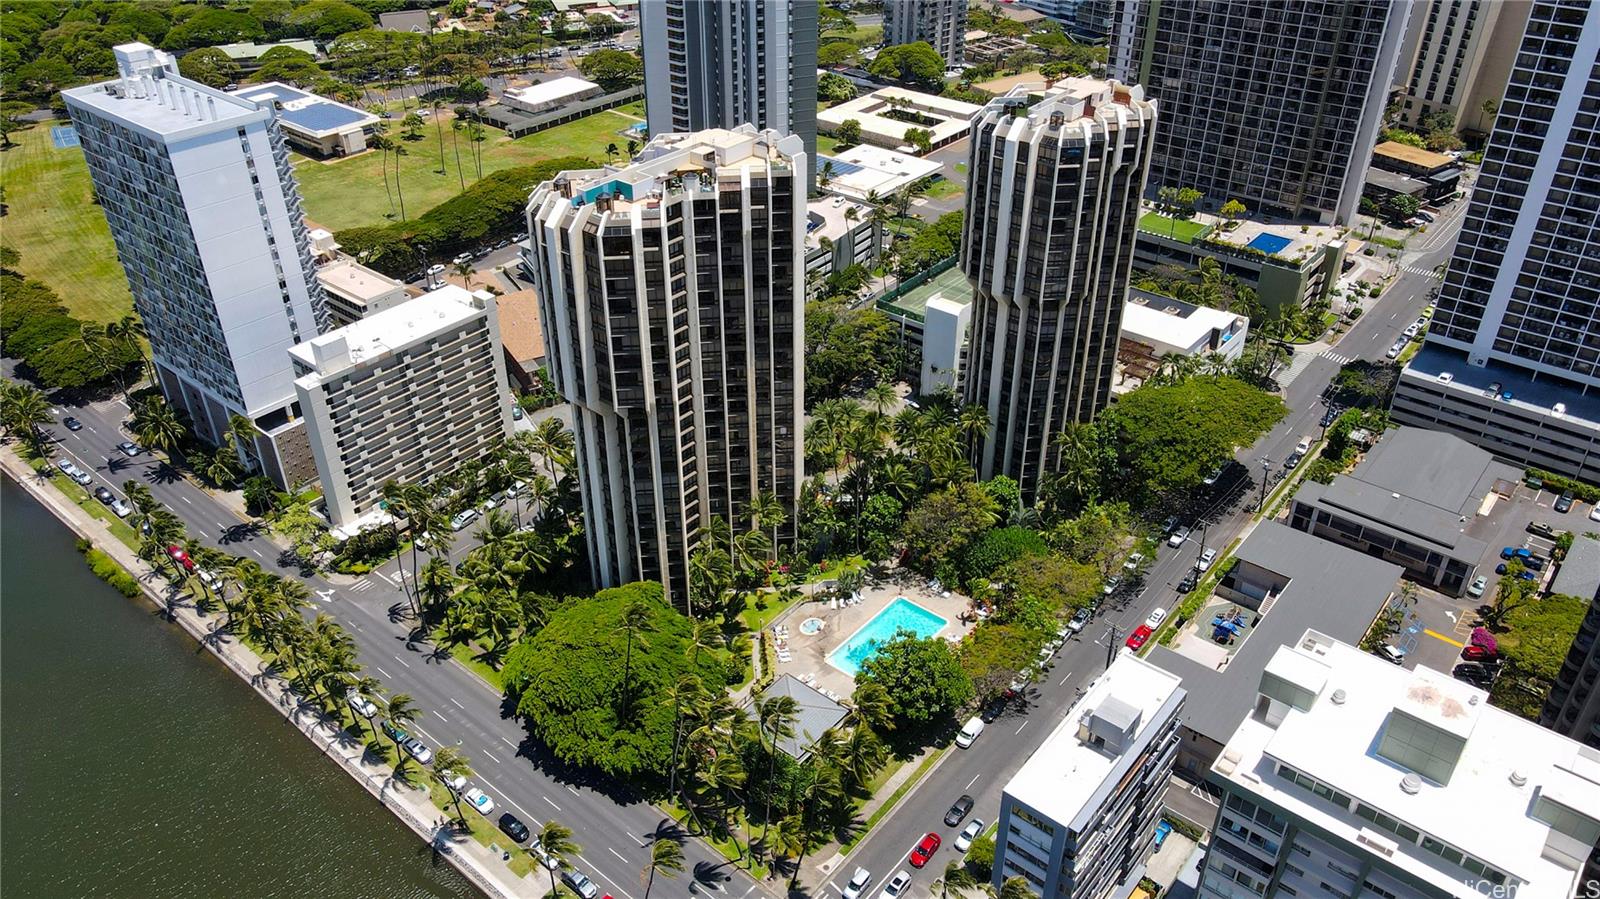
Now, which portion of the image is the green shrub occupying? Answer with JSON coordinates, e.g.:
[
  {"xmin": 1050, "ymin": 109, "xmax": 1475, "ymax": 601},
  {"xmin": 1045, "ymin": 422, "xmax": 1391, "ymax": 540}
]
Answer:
[
  {"xmin": 1527, "ymin": 468, "xmax": 1600, "ymax": 503},
  {"xmin": 78, "ymin": 543, "xmax": 143, "ymax": 599}
]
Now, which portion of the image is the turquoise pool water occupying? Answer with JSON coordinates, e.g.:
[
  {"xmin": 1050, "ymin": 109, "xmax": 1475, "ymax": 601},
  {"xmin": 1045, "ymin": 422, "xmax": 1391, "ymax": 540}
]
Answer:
[
  {"xmin": 828, "ymin": 598, "xmax": 948, "ymax": 676},
  {"xmin": 1246, "ymin": 233, "xmax": 1293, "ymax": 255}
]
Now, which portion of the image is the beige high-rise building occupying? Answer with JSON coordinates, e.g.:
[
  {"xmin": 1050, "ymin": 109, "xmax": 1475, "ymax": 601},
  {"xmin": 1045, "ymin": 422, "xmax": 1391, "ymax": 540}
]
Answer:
[
  {"xmin": 885, "ymin": 0, "xmax": 968, "ymax": 66},
  {"xmin": 1394, "ymin": 0, "xmax": 1533, "ymax": 135}
]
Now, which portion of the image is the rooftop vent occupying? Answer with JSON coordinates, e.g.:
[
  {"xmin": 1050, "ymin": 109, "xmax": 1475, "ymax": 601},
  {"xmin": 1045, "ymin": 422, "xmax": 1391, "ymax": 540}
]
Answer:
[
  {"xmin": 1331, "ymin": 689, "xmax": 1347, "ymax": 705},
  {"xmin": 1509, "ymin": 769, "xmax": 1527, "ymax": 787},
  {"xmin": 1399, "ymin": 773, "xmax": 1422, "ymax": 795},
  {"xmin": 1554, "ymin": 403, "xmax": 1567, "ymax": 417}
]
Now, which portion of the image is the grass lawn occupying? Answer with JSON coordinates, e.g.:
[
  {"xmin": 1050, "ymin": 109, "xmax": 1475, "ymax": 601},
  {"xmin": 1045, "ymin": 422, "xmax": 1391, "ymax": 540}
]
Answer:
[
  {"xmin": 817, "ymin": 133, "xmax": 842, "ymax": 157},
  {"xmin": 293, "ymin": 108, "xmax": 641, "ymax": 231},
  {"xmin": 426, "ymin": 779, "xmax": 542, "ymax": 879},
  {"xmin": 0, "ymin": 123, "xmax": 135, "ymax": 324},
  {"xmin": 924, "ymin": 178, "xmax": 964, "ymax": 200},
  {"xmin": 43, "ymin": 468, "xmax": 142, "ymax": 547},
  {"xmin": 741, "ymin": 586, "xmax": 811, "ymax": 633},
  {"xmin": 824, "ymin": 24, "xmax": 883, "ymax": 47},
  {"xmin": 443, "ymin": 635, "xmax": 509, "ymax": 691},
  {"xmin": 1137, "ymin": 211, "xmax": 1210, "ymax": 244}
]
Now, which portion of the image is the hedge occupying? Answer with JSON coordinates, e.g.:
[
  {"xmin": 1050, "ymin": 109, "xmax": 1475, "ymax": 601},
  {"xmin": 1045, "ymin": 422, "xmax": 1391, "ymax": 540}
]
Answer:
[
  {"xmin": 76, "ymin": 539, "xmax": 143, "ymax": 599},
  {"xmin": 1528, "ymin": 468, "xmax": 1600, "ymax": 504}
]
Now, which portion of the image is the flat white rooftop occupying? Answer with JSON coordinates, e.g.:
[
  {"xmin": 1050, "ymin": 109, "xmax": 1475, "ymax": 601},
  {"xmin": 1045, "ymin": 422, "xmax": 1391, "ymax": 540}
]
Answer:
[
  {"xmin": 807, "ymin": 196, "xmax": 869, "ymax": 244},
  {"xmin": 818, "ymin": 86, "xmax": 981, "ymax": 150},
  {"xmin": 1215, "ymin": 632, "xmax": 1600, "ymax": 899},
  {"xmin": 291, "ymin": 284, "xmax": 487, "ymax": 380},
  {"xmin": 1121, "ymin": 297, "xmax": 1243, "ymax": 351},
  {"xmin": 818, "ymin": 144, "xmax": 942, "ymax": 201},
  {"xmin": 1003, "ymin": 653, "xmax": 1183, "ymax": 828},
  {"xmin": 316, "ymin": 258, "xmax": 404, "ymax": 302},
  {"xmin": 504, "ymin": 75, "xmax": 601, "ymax": 107},
  {"xmin": 64, "ymin": 43, "xmax": 264, "ymax": 139}
]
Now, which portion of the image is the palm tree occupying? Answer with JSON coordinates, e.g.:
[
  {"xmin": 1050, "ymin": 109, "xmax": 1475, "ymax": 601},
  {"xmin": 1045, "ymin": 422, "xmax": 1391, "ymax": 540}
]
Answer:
[
  {"xmin": 454, "ymin": 259, "xmax": 476, "ymax": 289},
  {"xmin": 997, "ymin": 877, "xmax": 1032, "ymax": 899},
  {"xmin": 449, "ymin": 117, "xmax": 466, "ymax": 190},
  {"xmin": 618, "ymin": 600, "xmax": 655, "ymax": 714},
  {"xmin": 225, "ymin": 413, "xmax": 260, "ymax": 473},
  {"xmin": 432, "ymin": 746, "xmax": 475, "ymax": 823},
  {"xmin": 755, "ymin": 694, "xmax": 799, "ymax": 841},
  {"xmin": 642, "ymin": 837, "xmax": 685, "ymax": 899},
  {"xmin": 74, "ymin": 322, "xmax": 115, "ymax": 385},
  {"xmin": 106, "ymin": 314, "xmax": 149, "ymax": 389},
  {"xmin": 393, "ymin": 144, "xmax": 410, "ymax": 219},
  {"xmin": 418, "ymin": 555, "xmax": 457, "ymax": 618},
  {"xmin": 431, "ymin": 99, "xmax": 448, "ymax": 174},
  {"xmin": 537, "ymin": 821, "xmax": 579, "ymax": 899},
  {"xmin": 957, "ymin": 404, "xmax": 990, "ymax": 471},
  {"xmin": 932, "ymin": 861, "xmax": 977, "ymax": 899},
  {"xmin": 348, "ymin": 674, "xmax": 385, "ymax": 743},
  {"xmin": 384, "ymin": 693, "xmax": 420, "ymax": 773},
  {"xmin": 200, "ymin": 446, "xmax": 241, "ymax": 487},
  {"xmin": 849, "ymin": 681, "xmax": 894, "ymax": 734},
  {"xmin": 605, "ymin": 141, "xmax": 619, "ymax": 163},
  {"xmin": 835, "ymin": 725, "xmax": 886, "ymax": 792},
  {"xmin": 626, "ymin": 138, "xmax": 638, "ymax": 159},
  {"xmin": 132, "ymin": 396, "xmax": 186, "ymax": 458},
  {"xmin": 1, "ymin": 381, "xmax": 52, "ymax": 456}
]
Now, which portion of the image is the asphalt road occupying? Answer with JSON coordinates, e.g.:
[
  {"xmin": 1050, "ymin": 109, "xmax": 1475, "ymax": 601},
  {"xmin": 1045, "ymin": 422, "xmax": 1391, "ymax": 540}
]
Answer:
[
  {"xmin": 816, "ymin": 215, "xmax": 1467, "ymax": 898},
  {"xmin": 29, "ymin": 395, "xmax": 770, "ymax": 899}
]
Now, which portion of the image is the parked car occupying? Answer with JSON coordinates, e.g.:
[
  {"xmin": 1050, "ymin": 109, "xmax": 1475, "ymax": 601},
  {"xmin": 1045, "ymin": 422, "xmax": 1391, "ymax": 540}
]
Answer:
[
  {"xmin": 167, "ymin": 545, "xmax": 196, "ymax": 572},
  {"xmin": 1387, "ymin": 341, "xmax": 1404, "ymax": 358},
  {"xmin": 1145, "ymin": 607, "xmax": 1168, "ymax": 629},
  {"xmin": 1555, "ymin": 491, "xmax": 1575, "ymax": 513},
  {"xmin": 842, "ymin": 868, "xmax": 873, "ymax": 899},
  {"xmin": 563, "ymin": 870, "xmax": 601, "ymax": 899},
  {"xmin": 879, "ymin": 871, "xmax": 912, "ymax": 899},
  {"xmin": 1319, "ymin": 405, "xmax": 1343, "ymax": 427},
  {"xmin": 1197, "ymin": 547, "xmax": 1218, "ymax": 571},
  {"xmin": 1066, "ymin": 607, "xmax": 1091, "ymax": 634},
  {"xmin": 427, "ymin": 263, "xmax": 447, "ymax": 276},
  {"xmin": 955, "ymin": 716, "xmax": 984, "ymax": 749},
  {"xmin": 498, "ymin": 813, "xmax": 531, "ymax": 843},
  {"xmin": 1461, "ymin": 644, "xmax": 1499, "ymax": 663},
  {"xmin": 450, "ymin": 508, "xmax": 479, "ymax": 531},
  {"xmin": 909, "ymin": 832, "xmax": 941, "ymax": 868},
  {"xmin": 954, "ymin": 819, "xmax": 984, "ymax": 853},
  {"xmin": 440, "ymin": 769, "xmax": 468, "ymax": 793},
  {"xmin": 1453, "ymin": 663, "xmax": 1495, "ymax": 687},
  {"xmin": 56, "ymin": 458, "xmax": 93, "ymax": 486},
  {"xmin": 1177, "ymin": 570, "xmax": 1199, "ymax": 593},
  {"xmin": 1125, "ymin": 625, "xmax": 1153, "ymax": 651},
  {"xmin": 1494, "ymin": 563, "xmax": 1537, "ymax": 580},
  {"xmin": 1499, "ymin": 546, "xmax": 1533, "ymax": 561},
  {"xmin": 116, "ymin": 440, "xmax": 142, "ymax": 456},
  {"xmin": 346, "ymin": 689, "xmax": 379, "ymax": 719},
  {"xmin": 401, "ymin": 735, "xmax": 433, "ymax": 765},
  {"xmin": 1102, "ymin": 575, "xmax": 1122, "ymax": 596},
  {"xmin": 452, "ymin": 253, "xmax": 473, "ymax": 266},
  {"xmin": 1591, "ymin": 505, "xmax": 1600, "ymax": 523},
  {"xmin": 1526, "ymin": 521, "xmax": 1558, "ymax": 539},
  {"xmin": 1294, "ymin": 436, "xmax": 1312, "ymax": 456},
  {"xmin": 1379, "ymin": 645, "xmax": 1406, "ymax": 665},
  {"xmin": 530, "ymin": 836, "xmax": 561, "ymax": 870},
  {"xmin": 1404, "ymin": 322, "xmax": 1421, "ymax": 338},
  {"xmin": 109, "ymin": 497, "xmax": 132, "ymax": 518},
  {"xmin": 197, "ymin": 568, "xmax": 220, "ymax": 589},
  {"xmin": 944, "ymin": 794, "xmax": 975, "ymax": 826},
  {"xmin": 1123, "ymin": 552, "xmax": 1144, "ymax": 572},
  {"xmin": 1202, "ymin": 465, "xmax": 1224, "ymax": 486},
  {"xmin": 63, "ymin": 416, "xmax": 83, "ymax": 431},
  {"xmin": 93, "ymin": 486, "xmax": 115, "ymax": 505},
  {"xmin": 1167, "ymin": 526, "xmax": 1191, "ymax": 548},
  {"xmin": 1160, "ymin": 515, "xmax": 1180, "ymax": 534},
  {"xmin": 464, "ymin": 788, "xmax": 495, "ymax": 815},
  {"xmin": 1466, "ymin": 575, "xmax": 1488, "ymax": 598}
]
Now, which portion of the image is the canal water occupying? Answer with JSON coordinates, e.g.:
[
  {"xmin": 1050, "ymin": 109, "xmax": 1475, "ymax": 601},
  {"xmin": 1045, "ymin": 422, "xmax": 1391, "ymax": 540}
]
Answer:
[{"xmin": 0, "ymin": 476, "xmax": 481, "ymax": 898}]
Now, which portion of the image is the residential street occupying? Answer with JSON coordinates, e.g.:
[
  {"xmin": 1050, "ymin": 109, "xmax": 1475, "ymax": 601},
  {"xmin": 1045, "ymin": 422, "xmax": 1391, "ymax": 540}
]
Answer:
[{"xmin": 18, "ymin": 205, "xmax": 1463, "ymax": 899}]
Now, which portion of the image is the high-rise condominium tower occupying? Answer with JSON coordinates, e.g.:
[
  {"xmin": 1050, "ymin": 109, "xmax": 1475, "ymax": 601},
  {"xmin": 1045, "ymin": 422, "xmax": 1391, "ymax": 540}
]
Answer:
[
  {"xmin": 641, "ymin": 0, "xmax": 817, "ymax": 169},
  {"xmin": 961, "ymin": 80, "xmax": 1156, "ymax": 497},
  {"xmin": 885, "ymin": 0, "xmax": 968, "ymax": 67},
  {"xmin": 65, "ymin": 43, "xmax": 329, "ymax": 488},
  {"xmin": 525, "ymin": 127, "xmax": 805, "ymax": 608},
  {"xmin": 1108, "ymin": 0, "xmax": 1410, "ymax": 224},
  {"xmin": 1391, "ymin": 0, "xmax": 1600, "ymax": 483},
  {"xmin": 1393, "ymin": 0, "xmax": 1532, "ymax": 135}
]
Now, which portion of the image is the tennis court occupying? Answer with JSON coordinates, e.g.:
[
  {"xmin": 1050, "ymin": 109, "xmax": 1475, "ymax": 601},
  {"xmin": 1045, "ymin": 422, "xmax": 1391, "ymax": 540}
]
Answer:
[{"xmin": 883, "ymin": 262, "xmax": 971, "ymax": 320}]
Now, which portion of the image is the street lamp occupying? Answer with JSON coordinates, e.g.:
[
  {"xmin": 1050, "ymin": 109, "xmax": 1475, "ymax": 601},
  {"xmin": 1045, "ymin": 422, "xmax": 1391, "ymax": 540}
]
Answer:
[{"xmin": 1258, "ymin": 457, "xmax": 1272, "ymax": 512}]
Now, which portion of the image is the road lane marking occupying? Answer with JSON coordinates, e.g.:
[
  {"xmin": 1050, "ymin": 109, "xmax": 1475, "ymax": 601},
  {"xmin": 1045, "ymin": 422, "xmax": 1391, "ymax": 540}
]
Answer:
[
  {"xmin": 251, "ymin": 548, "xmax": 264, "ymax": 559},
  {"xmin": 483, "ymin": 749, "xmax": 500, "ymax": 763},
  {"xmin": 1425, "ymin": 629, "xmax": 1465, "ymax": 647},
  {"xmin": 501, "ymin": 737, "xmax": 517, "ymax": 749},
  {"xmin": 433, "ymin": 710, "xmax": 449, "ymax": 722},
  {"xmin": 965, "ymin": 773, "xmax": 980, "ymax": 789},
  {"xmin": 215, "ymin": 521, "xmax": 227, "ymax": 530},
  {"xmin": 1058, "ymin": 670, "xmax": 1074, "ymax": 686},
  {"xmin": 180, "ymin": 495, "xmax": 192, "ymax": 504},
  {"xmin": 376, "ymin": 665, "xmax": 392, "ymax": 678},
  {"xmin": 743, "ymin": 886, "xmax": 757, "ymax": 899},
  {"xmin": 450, "ymin": 697, "xmax": 465, "ymax": 709},
  {"xmin": 393, "ymin": 654, "xmax": 411, "ymax": 668},
  {"xmin": 1015, "ymin": 721, "xmax": 1028, "ymax": 735},
  {"xmin": 566, "ymin": 785, "xmax": 580, "ymax": 796},
  {"xmin": 543, "ymin": 795, "xmax": 561, "ymax": 810},
  {"xmin": 609, "ymin": 847, "xmax": 627, "ymax": 862}
]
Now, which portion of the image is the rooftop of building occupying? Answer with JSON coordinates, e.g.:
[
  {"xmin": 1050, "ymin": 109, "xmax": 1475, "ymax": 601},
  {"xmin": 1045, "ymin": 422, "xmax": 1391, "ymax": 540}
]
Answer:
[
  {"xmin": 232, "ymin": 82, "xmax": 378, "ymax": 136},
  {"xmin": 1400, "ymin": 342, "xmax": 1600, "ymax": 433},
  {"xmin": 377, "ymin": 9, "xmax": 432, "ymax": 31},
  {"xmin": 818, "ymin": 144, "xmax": 943, "ymax": 201},
  {"xmin": 881, "ymin": 263, "xmax": 971, "ymax": 322},
  {"xmin": 290, "ymin": 284, "xmax": 489, "ymax": 380},
  {"xmin": 315, "ymin": 258, "xmax": 404, "ymax": 302},
  {"xmin": 743, "ymin": 675, "xmax": 849, "ymax": 761},
  {"xmin": 214, "ymin": 39, "xmax": 319, "ymax": 61},
  {"xmin": 979, "ymin": 78, "xmax": 1154, "ymax": 140},
  {"xmin": 64, "ymin": 43, "xmax": 266, "ymax": 138},
  {"xmin": 503, "ymin": 75, "xmax": 601, "ymax": 107},
  {"xmin": 1136, "ymin": 207, "xmax": 1346, "ymax": 263},
  {"xmin": 1364, "ymin": 165, "xmax": 1429, "ymax": 195},
  {"xmin": 1147, "ymin": 522, "xmax": 1400, "ymax": 745},
  {"xmin": 1551, "ymin": 535, "xmax": 1600, "ymax": 600},
  {"xmin": 817, "ymin": 86, "xmax": 983, "ymax": 150},
  {"xmin": 1295, "ymin": 425, "xmax": 1518, "ymax": 553},
  {"xmin": 1120, "ymin": 290, "xmax": 1247, "ymax": 351},
  {"xmin": 1214, "ymin": 630, "xmax": 1600, "ymax": 899},
  {"xmin": 533, "ymin": 126, "xmax": 804, "ymax": 217},
  {"xmin": 806, "ymin": 196, "xmax": 871, "ymax": 245},
  {"xmin": 1003, "ymin": 653, "xmax": 1184, "ymax": 829},
  {"xmin": 495, "ymin": 290, "xmax": 545, "ymax": 366},
  {"xmin": 1372, "ymin": 140, "xmax": 1456, "ymax": 171}
]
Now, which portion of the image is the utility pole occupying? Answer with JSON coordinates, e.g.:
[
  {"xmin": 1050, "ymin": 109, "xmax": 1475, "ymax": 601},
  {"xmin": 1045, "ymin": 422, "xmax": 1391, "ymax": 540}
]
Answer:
[
  {"xmin": 1258, "ymin": 456, "xmax": 1272, "ymax": 512},
  {"xmin": 1104, "ymin": 623, "xmax": 1120, "ymax": 670}
]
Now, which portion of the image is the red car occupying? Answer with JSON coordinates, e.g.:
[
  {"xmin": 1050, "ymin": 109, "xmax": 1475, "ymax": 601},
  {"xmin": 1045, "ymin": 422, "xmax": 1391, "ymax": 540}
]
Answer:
[
  {"xmin": 166, "ymin": 545, "xmax": 196, "ymax": 573},
  {"xmin": 909, "ymin": 832, "xmax": 941, "ymax": 868},
  {"xmin": 1125, "ymin": 625, "xmax": 1154, "ymax": 651},
  {"xmin": 1460, "ymin": 644, "xmax": 1499, "ymax": 663}
]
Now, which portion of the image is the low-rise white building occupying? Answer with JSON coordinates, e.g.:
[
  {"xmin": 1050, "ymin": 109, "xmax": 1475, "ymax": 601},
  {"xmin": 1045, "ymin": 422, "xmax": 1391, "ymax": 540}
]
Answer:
[
  {"xmin": 817, "ymin": 87, "xmax": 981, "ymax": 153},
  {"xmin": 231, "ymin": 82, "xmax": 379, "ymax": 157},
  {"xmin": 315, "ymin": 258, "xmax": 410, "ymax": 327},
  {"xmin": 805, "ymin": 197, "xmax": 879, "ymax": 297},
  {"xmin": 921, "ymin": 296, "xmax": 970, "ymax": 395},
  {"xmin": 1116, "ymin": 288, "xmax": 1249, "ymax": 389},
  {"xmin": 994, "ymin": 653, "xmax": 1185, "ymax": 899},
  {"xmin": 500, "ymin": 76, "xmax": 604, "ymax": 115},
  {"xmin": 291, "ymin": 285, "xmax": 514, "ymax": 531},
  {"xmin": 1201, "ymin": 630, "xmax": 1600, "ymax": 899},
  {"xmin": 817, "ymin": 144, "xmax": 943, "ymax": 202}
]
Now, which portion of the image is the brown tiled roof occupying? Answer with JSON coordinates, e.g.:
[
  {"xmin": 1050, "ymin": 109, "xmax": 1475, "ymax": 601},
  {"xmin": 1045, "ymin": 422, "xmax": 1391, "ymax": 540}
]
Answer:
[{"xmin": 496, "ymin": 289, "xmax": 544, "ymax": 365}]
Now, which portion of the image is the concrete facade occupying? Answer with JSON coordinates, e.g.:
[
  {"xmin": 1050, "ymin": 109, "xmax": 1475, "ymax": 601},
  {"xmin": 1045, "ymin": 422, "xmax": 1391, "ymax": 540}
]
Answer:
[
  {"xmin": 885, "ymin": 0, "xmax": 968, "ymax": 66},
  {"xmin": 1394, "ymin": 0, "xmax": 1532, "ymax": 135}
]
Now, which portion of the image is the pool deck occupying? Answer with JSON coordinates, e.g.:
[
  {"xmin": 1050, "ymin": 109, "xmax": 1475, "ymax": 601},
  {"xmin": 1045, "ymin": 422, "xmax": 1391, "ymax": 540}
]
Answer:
[{"xmin": 770, "ymin": 568, "xmax": 976, "ymax": 699}]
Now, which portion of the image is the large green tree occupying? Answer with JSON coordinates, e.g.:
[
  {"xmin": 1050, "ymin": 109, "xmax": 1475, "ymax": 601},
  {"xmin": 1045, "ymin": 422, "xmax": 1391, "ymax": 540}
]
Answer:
[
  {"xmin": 501, "ymin": 582, "xmax": 727, "ymax": 777},
  {"xmin": 577, "ymin": 49, "xmax": 643, "ymax": 92},
  {"xmin": 902, "ymin": 482, "xmax": 998, "ymax": 583},
  {"xmin": 1490, "ymin": 594, "xmax": 1587, "ymax": 720},
  {"xmin": 1102, "ymin": 376, "xmax": 1285, "ymax": 502},
  {"xmin": 856, "ymin": 630, "xmax": 973, "ymax": 727},
  {"xmin": 867, "ymin": 41, "xmax": 946, "ymax": 89}
]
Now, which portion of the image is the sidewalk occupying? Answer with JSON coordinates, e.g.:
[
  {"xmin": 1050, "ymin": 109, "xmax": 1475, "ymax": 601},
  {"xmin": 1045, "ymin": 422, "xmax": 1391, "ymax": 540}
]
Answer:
[{"xmin": 2, "ymin": 448, "xmax": 544, "ymax": 899}]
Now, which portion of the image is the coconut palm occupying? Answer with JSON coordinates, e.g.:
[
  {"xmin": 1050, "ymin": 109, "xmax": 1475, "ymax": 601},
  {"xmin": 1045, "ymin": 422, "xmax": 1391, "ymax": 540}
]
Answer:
[
  {"xmin": 132, "ymin": 396, "xmax": 186, "ymax": 458},
  {"xmin": 957, "ymin": 404, "xmax": 990, "ymax": 471},
  {"xmin": 932, "ymin": 861, "xmax": 978, "ymax": 899},
  {"xmin": 605, "ymin": 141, "xmax": 619, "ymax": 163},
  {"xmin": 536, "ymin": 821, "xmax": 579, "ymax": 898},
  {"xmin": 431, "ymin": 99, "xmax": 448, "ymax": 174},
  {"xmin": 849, "ymin": 680, "xmax": 895, "ymax": 734},
  {"xmin": 432, "ymin": 746, "xmax": 475, "ymax": 823},
  {"xmin": 454, "ymin": 259, "xmax": 475, "ymax": 289},
  {"xmin": 418, "ymin": 554, "xmax": 458, "ymax": 617},
  {"xmin": 642, "ymin": 837, "xmax": 684, "ymax": 899},
  {"xmin": 225, "ymin": 413, "xmax": 260, "ymax": 472},
  {"xmin": 200, "ymin": 445, "xmax": 241, "ymax": 488},
  {"xmin": 449, "ymin": 116, "xmax": 466, "ymax": 190},
  {"xmin": 618, "ymin": 599, "xmax": 655, "ymax": 714},
  {"xmin": 384, "ymin": 693, "xmax": 420, "ymax": 772},
  {"xmin": 749, "ymin": 489, "xmax": 786, "ymax": 562},
  {"xmin": 0, "ymin": 381, "xmax": 52, "ymax": 455},
  {"xmin": 755, "ymin": 694, "xmax": 799, "ymax": 841},
  {"xmin": 347, "ymin": 674, "xmax": 385, "ymax": 743},
  {"xmin": 997, "ymin": 877, "xmax": 1033, "ymax": 899}
]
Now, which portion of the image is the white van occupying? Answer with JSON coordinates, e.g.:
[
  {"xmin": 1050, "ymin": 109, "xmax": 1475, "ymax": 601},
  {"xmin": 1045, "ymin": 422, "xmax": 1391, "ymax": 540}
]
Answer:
[{"xmin": 955, "ymin": 716, "xmax": 985, "ymax": 748}]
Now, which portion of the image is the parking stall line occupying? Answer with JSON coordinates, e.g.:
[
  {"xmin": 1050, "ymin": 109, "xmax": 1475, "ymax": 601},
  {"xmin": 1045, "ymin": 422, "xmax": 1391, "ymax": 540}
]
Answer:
[{"xmin": 1424, "ymin": 629, "xmax": 1464, "ymax": 648}]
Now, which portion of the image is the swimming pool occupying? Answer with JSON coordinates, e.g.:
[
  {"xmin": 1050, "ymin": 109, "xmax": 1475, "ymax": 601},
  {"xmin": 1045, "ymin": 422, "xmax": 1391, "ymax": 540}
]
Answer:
[
  {"xmin": 827, "ymin": 598, "xmax": 948, "ymax": 677},
  {"xmin": 1246, "ymin": 233, "xmax": 1293, "ymax": 255}
]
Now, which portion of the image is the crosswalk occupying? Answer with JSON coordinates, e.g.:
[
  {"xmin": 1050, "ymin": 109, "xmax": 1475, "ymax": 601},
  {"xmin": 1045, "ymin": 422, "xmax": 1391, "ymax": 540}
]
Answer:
[
  {"xmin": 1399, "ymin": 263, "xmax": 1441, "ymax": 278},
  {"xmin": 350, "ymin": 579, "xmax": 374, "ymax": 593},
  {"xmin": 1321, "ymin": 350, "xmax": 1355, "ymax": 367}
]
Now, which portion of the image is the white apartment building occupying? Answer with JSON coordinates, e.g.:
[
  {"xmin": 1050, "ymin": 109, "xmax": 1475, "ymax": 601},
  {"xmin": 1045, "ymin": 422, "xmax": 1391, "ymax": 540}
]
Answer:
[
  {"xmin": 921, "ymin": 296, "xmax": 971, "ymax": 395},
  {"xmin": 885, "ymin": 0, "xmax": 969, "ymax": 66},
  {"xmin": 962, "ymin": 79, "xmax": 1156, "ymax": 498},
  {"xmin": 525, "ymin": 127, "xmax": 805, "ymax": 608},
  {"xmin": 1394, "ymin": 0, "xmax": 1532, "ymax": 134},
  {"xmin": 291, "ymin": 286, "xmax": 513, "ymax": 531},
  {"xmin": 65, "ymin": 43, "xmax": 330, "ymax": 488},
  {"xmin": 1200, "ymin": 630, "xmax": 1600, "ymax": 899},
  {"xmin": 994, "ymin": 654, "xmax": 1185, "ymax": 899},
  {"xmin": 316, "ymin": 257, "xmax": 410, "ymax": 327},
  {"xmin": 805, "ymin": 197, "xmax": 880, "ymax": 297},
  {"xmin": 641, "ymin": 0, "xmax": 817, "ymax": 171}
]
